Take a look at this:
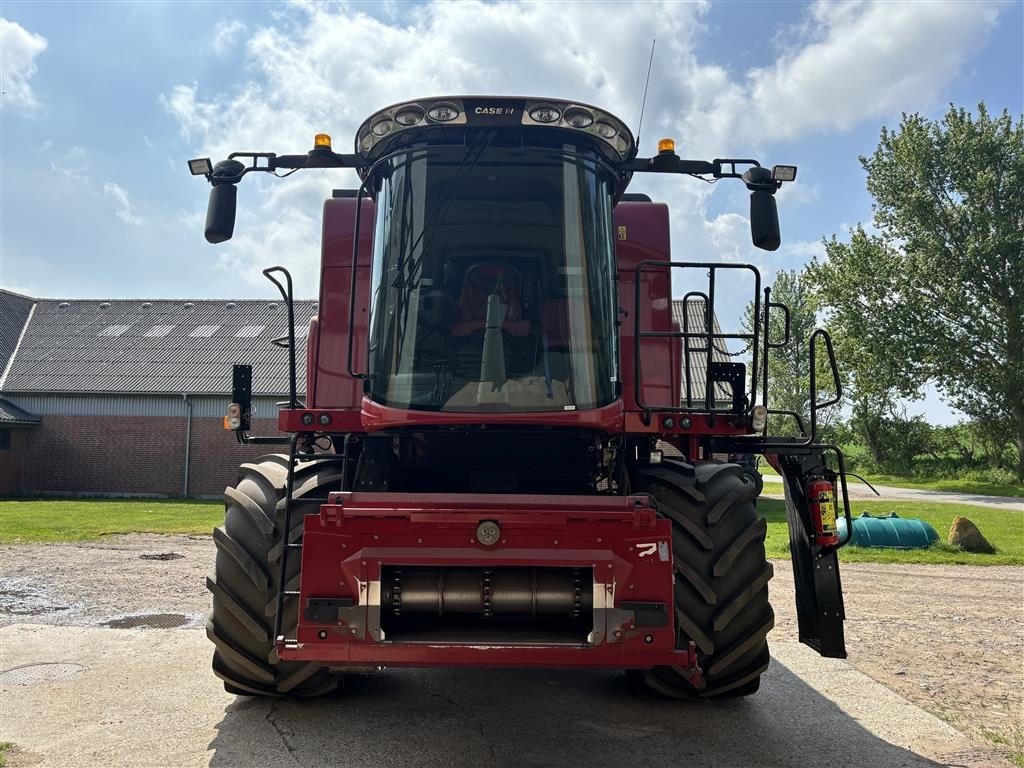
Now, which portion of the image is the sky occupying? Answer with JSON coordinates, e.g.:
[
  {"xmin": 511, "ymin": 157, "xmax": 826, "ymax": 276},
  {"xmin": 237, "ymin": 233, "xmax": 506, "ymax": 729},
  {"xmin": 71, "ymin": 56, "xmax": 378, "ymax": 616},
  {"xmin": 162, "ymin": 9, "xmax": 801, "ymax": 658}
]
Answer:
[{"xmin": 1, "ymin": 0, "xmax": 1022, "ymax": 423}]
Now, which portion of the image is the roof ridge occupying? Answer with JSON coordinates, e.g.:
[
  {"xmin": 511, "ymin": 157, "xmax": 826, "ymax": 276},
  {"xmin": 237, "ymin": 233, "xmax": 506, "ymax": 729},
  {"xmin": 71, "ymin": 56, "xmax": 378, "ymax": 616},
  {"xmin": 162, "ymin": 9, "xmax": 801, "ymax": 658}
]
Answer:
[{"xmin": 0, "ymin": 287, "xmax": 38, "ymax": 301}]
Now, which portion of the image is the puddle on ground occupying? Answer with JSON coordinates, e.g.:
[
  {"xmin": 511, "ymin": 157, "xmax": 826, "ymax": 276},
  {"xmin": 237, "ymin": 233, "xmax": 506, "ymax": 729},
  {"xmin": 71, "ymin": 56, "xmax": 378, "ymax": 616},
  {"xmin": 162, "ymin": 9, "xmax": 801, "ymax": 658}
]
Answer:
[
  {"xmin": 0, "ymin": 577, "xmax": 72, "ymax": 616},
  {"xmin": 139, "ymin": 552, "xmax": 184, "ymax": 561},
  {"xmin": 102, "ymin": 613, "xmax": 189, "ymax": 629},
  {"xmin": 0, "ymin": 662, "xmax": 87, "ymax": 686}
]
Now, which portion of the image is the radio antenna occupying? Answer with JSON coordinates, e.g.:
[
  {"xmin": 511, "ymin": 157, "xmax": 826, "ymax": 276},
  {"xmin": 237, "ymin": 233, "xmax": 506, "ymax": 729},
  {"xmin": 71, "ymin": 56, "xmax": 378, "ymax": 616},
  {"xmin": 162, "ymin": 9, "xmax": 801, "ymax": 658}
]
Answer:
[{"xmin": 636, "ymin": 38, "xmax": 657, "ymax": 149}]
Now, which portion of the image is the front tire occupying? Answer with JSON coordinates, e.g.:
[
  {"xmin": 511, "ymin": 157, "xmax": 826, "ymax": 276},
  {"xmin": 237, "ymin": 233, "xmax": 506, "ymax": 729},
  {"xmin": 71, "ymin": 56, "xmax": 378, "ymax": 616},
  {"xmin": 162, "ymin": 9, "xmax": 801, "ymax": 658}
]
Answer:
[
  {"xmin": 207, "ymin": 454, "xmax": 343, "ymax": 697},
  {"xmin": 634, "ymin": 459, "xmax": 773, "ymax": 697}
]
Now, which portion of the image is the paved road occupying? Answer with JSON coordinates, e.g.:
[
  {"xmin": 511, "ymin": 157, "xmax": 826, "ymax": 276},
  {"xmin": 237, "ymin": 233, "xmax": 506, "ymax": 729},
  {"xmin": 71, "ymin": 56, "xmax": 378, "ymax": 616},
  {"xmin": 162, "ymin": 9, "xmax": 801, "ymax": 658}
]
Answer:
[
  {"xmin": 762, "ymin": 474, "xmax": 1023, "ymax": 511},
  {"xmin": 0, "ymin": 623, "xmax": 1009, "ymax": 768}
]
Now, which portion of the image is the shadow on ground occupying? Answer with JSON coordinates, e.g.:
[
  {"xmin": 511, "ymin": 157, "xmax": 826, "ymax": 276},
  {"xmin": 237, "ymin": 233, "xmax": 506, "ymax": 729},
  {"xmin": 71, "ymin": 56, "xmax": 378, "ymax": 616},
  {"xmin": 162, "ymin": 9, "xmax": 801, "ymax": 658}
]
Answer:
[{"xmin": 208, "ymin": 657, "xmax": 961, "ymax": 768}]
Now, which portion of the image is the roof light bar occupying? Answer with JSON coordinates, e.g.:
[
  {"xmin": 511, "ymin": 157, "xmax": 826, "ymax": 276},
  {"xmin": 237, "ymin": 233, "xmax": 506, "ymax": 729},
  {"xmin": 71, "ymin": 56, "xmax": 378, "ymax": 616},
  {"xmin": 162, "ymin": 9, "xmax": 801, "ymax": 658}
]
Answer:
[{"xmin": 355, "ymin": 97, "xmax": 636, "ymax": 162}]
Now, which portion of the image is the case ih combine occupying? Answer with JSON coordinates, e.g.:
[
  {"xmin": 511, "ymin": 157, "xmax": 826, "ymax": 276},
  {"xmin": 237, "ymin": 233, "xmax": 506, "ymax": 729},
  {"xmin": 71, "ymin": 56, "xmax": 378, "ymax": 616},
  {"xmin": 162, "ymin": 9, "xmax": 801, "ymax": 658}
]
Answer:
[{"xmin": 189, "ymin": 96, "xmax": 852, "ymax": 699}]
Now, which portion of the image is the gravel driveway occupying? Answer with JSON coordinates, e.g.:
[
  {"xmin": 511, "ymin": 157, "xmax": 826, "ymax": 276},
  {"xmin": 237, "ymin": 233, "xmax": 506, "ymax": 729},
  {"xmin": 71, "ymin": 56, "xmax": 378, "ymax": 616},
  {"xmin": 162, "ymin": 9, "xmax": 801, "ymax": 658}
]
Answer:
[
  {"xmin": 762, "ymin": 474, "xmax": 1024, "ymax": 511},
  {"xmin": 1, "ymin": 534, "xmax": 1020, "ymax": 767}
]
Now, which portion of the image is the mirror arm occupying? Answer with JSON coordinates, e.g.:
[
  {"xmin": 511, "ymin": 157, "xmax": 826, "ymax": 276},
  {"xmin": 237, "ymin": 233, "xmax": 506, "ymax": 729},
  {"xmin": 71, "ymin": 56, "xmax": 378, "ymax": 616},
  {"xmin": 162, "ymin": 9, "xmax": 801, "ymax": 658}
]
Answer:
[
  {"xmin": 199, "ymin": 150, "xmax": 365, "ymax": 186},
  {"xmin": 272, "ymin": 151, "xmax": 363, "ymax": 170},
  {"xmin": 623, "ymin": 156, "xmax": 795, "ymax": 190}
]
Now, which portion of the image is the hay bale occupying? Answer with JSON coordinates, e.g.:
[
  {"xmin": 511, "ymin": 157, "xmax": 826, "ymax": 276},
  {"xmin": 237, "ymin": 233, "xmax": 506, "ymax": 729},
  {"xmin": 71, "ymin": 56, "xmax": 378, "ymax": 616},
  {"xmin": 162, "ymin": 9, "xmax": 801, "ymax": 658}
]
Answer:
[{"xmin": 948, "ymin": 515, "xmax": 995, "ymax": 553}]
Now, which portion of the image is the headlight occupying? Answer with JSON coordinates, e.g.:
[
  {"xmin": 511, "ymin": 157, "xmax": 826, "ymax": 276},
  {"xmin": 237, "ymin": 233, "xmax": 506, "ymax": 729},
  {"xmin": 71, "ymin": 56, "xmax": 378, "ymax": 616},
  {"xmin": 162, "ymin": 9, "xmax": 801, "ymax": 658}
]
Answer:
[
  {"xmin": 427, "ymin": 102, "xmax": 460, "ymax": 122},
  {"xmin": 563, "ymin": 107, "xmax": 594, "ymax": 129},
  {"xmin": 371, "ymin": 118, "xmax": 393, "ymax": 137},
  {"xmin": 395, "ymin": 107, "xmax": 424, "ymax": 127},
  {"xmin": 594, "ymin": 121, "xmax": 616, "ymax": 139},
  {"xmin": 529, "ymin": 104, "xmax": 561, "ymax": 123}
]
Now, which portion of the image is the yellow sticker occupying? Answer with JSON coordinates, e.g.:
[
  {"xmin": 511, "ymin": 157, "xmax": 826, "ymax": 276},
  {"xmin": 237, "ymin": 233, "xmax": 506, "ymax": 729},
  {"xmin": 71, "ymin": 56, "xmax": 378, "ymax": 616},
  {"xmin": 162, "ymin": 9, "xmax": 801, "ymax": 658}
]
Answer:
[
  {"xmin": 819, "ymin": 500, "xmax": 837, "ymax": 531},
  {"xmin": 617, "ymin": 225, "xmax": 627, "ymax": 240}
]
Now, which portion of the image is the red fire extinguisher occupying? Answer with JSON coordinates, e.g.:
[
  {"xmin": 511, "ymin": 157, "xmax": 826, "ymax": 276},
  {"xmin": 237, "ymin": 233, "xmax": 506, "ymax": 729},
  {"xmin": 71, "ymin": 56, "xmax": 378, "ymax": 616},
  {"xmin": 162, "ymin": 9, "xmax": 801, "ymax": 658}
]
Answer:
[{"xmin": 807, "ymin": 477, "xmax": 839, "ymax": 547}]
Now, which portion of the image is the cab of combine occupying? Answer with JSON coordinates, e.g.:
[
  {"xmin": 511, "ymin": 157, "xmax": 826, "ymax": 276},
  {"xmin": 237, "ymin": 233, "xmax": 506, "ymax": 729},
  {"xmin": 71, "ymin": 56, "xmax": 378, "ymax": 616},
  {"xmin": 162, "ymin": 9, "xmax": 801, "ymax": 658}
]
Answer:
[{"xmin": 192, "ymin": 96, "xmax": 851, "ymax": 700}]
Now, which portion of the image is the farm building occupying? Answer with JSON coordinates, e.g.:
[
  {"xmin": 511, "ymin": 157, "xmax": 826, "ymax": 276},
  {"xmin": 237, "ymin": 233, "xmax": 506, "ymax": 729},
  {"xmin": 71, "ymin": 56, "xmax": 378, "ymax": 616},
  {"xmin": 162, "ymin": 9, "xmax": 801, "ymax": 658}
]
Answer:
[
  {"xmin": 0, "ymin": 289, "xmax": 316, "ymax": 497},
  {"xmin": 0, "ymin": 289, "xmax": 732, "ymax": 498}
]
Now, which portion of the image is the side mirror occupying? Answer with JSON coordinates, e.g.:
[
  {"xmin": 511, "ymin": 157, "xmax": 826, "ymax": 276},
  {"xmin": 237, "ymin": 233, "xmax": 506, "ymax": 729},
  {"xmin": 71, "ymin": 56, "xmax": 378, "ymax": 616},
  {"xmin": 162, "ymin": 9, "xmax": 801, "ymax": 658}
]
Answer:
[
  {"xmin": 205, "ymin": 184, "xmax": 237, "ymax": 244},
  {"xmin": 204, "ymin": 159, "xmax": 247, "ymax": 244},
  {"xmin": 750, "ymin": 190, "xmax": 780, "ymax": 251}
]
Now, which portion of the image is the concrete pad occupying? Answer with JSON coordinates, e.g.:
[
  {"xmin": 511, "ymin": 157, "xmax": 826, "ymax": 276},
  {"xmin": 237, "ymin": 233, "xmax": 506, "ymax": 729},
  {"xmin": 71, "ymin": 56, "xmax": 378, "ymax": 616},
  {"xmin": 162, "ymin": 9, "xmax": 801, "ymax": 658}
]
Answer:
[{"xmin": 0, "ymin": 624, "xmax": 1009, "ymax": 767}]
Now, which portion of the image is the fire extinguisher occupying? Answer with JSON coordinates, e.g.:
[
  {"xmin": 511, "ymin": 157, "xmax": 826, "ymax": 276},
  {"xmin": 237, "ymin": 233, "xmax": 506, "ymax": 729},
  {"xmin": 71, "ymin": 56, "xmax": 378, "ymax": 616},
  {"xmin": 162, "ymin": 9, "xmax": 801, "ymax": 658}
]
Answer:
[{"xmin": 806, "ymin": 477, "xmax": 839, "ymax": 547}]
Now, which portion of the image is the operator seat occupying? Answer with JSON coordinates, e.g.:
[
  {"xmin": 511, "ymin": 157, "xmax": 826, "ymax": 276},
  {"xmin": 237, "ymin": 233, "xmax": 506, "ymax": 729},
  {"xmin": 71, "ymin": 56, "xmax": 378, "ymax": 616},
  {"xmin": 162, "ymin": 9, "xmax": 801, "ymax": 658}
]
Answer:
[{"xmin": 450, "ymin": 262, "xmax": 531, "ymax": 337}]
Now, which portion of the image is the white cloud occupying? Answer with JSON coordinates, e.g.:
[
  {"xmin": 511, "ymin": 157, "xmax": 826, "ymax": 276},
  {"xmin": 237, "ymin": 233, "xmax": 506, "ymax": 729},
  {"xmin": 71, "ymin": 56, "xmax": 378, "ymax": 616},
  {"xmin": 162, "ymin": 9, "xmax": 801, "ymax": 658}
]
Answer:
[
  {"xmin": 1, "ymin": 18, "xmax": 47, "ymax": 114},
  {"xmin": 103, "ymin": 182, "xmax": 144, "ymax": 226},
  {"xmin": 212, "ymin": 18, "xmax": 247, "ymax": 56},
  {"xmin": 161, "ymin": 0, "xmax": 1002, "ymax": 296},
  {"xmin": 50, "ymin": 145, "xmax": 92, "ymax": 184},
  {"xmin": 745, "ymin": 0, "xmax": 1000, "ymax": 141}
]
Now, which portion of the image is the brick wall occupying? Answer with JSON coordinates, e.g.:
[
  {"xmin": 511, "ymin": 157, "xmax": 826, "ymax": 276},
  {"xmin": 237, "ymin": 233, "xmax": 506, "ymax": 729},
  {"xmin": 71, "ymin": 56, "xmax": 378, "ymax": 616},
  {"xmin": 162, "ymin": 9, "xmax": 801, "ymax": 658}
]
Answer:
[
  {"xmin": 7, "ymin": 415, "xmax": 290, "ymax": 498},
  {"xmin": 0, "ymin": 428, "xmax": 30, "ymax": 494}
]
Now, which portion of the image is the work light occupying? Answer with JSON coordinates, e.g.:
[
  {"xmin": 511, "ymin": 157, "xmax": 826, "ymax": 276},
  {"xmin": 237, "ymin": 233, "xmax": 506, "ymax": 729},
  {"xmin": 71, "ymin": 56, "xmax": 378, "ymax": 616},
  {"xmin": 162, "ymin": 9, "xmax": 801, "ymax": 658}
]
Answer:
[{"xmin": 188, "ymin": 158, "xmax": 212, "ymax": 176}]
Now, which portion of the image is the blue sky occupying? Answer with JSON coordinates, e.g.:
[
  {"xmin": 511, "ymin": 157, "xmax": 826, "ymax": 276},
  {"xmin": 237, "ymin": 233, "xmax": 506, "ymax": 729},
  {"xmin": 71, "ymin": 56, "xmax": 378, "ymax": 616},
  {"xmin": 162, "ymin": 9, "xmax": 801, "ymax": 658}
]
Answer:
[{"xmin": 1, "ymin": 0, "xmax": 1021, "ymax": 423}]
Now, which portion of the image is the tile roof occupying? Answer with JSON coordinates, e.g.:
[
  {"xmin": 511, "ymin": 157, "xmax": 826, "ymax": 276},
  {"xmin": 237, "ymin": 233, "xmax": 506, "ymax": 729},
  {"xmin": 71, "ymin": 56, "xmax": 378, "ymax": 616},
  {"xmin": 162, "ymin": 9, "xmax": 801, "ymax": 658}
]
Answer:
[
  {"xmin": 0, "ymin": 397, "xmax": 41, "ymax": 426},
  {"xmin": 0, "ymin": 290, "xmax": 35, "ymax": 378},
  {"xmin": 0, "ymin": 291, "xmax": 317, "ymax": 396},
  {"xmin": 671, "ymin": 299, "xmax": 733, "ymax": 405}
]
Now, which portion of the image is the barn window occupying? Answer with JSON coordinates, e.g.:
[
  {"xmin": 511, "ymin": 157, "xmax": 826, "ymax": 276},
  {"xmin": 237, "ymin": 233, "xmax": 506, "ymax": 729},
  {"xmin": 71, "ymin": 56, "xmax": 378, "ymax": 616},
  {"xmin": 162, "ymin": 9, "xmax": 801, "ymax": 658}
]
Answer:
[
  {"xmin": 0, "ymin": 430, "xmax": 10, "ymax": 450},
  {"xmin": 99, "ymin": 324, "xmax": 131, "ymax": 337},
  {"xmin": 190, "ymin": 325, "xmax": 220, "ymax": 338},
  {"xmin": 235, "ymin": 325, "xmax": 266, "ymax": 338}
]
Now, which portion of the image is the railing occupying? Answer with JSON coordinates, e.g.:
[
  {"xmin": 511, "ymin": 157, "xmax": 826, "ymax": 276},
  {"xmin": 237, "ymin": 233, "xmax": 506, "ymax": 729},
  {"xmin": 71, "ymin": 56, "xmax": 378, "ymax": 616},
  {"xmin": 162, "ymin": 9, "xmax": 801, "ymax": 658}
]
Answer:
[{"xmin": 633, "ymin": 261, "xmax": 768, "ymax": 418}]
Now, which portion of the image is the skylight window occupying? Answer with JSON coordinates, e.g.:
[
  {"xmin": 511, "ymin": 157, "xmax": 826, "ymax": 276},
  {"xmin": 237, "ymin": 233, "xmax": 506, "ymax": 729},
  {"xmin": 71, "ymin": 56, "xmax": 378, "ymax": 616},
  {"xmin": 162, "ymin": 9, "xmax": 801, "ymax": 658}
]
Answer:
[
  {"xmin": 99, "ymin": 324, "xmax": 131, "ymax": 337},
  {"xmin": 235, "ymin": 325, "xmax": 266, "ymax": 338},
  {"xmin": 190, "ymin": 325, "xmax": 220, "ymax": 338},
  {"xmin": 144, "ymin": 325, "xmax": 175, "ymax": 338}
]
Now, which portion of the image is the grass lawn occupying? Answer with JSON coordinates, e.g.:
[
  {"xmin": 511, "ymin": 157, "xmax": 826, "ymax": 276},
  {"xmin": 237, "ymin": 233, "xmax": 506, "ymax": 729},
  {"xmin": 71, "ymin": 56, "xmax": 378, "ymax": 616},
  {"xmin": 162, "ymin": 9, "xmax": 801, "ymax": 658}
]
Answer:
[
  {"xmin": 759, "ymin": 498, "xmax": 1024, "ymax": 565},
  {"xmin": 0, "ymin": 498, "xmax": 222, "ymax": 544},
  {"xmin": 3, "ymin": 496, "xmax": 1022, "ymax": 566}
]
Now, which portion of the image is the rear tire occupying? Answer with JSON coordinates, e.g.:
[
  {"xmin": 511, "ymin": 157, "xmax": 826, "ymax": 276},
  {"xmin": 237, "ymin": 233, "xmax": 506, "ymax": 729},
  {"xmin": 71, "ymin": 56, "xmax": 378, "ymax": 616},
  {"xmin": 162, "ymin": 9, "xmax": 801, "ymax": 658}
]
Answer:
[
  {"xmin": 207, "ymin": 454, "xmax": 343, "ymax": 697},
  {"xmin": 634, "ymin": 458, "xmax": 773, "ymax": 698}
]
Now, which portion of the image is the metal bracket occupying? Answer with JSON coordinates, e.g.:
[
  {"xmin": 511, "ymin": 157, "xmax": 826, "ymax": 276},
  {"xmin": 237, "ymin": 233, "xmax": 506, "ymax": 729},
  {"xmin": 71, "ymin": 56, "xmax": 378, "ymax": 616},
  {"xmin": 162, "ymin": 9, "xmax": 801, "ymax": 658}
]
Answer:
[
  {"xmin": 304, "ymin": 597, "xmax": 357, "ymax": 624},
  {"xmin": 709, "ymin": 361, "xmax": 745, "ymax": 412},
  {"xmin": 231, "ymin": 364, "xmax": 252, "ymax": 432},
  {"xmin": 620, "ymin": 601, "xmax": 668, "ymax": 628}
]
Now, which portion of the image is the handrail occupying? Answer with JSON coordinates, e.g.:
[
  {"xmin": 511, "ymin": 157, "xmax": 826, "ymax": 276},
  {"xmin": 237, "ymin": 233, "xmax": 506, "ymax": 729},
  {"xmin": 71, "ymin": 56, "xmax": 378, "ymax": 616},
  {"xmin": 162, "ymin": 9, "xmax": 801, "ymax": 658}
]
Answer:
[
  {"xmin": 262, "ymin": 266, "xmax": 301, "ymax": 409},
  {"xmin": 632, "ymin": 260, "xmax": 761, "ymax": 418}
]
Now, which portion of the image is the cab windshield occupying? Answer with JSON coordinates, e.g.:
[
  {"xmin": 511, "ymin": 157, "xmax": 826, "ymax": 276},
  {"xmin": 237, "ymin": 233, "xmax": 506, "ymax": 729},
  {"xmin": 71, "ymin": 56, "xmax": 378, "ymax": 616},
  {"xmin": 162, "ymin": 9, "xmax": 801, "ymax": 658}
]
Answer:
[{"xmin": 367, "ymin": 141, "xmax": 618, "ymax": 412}]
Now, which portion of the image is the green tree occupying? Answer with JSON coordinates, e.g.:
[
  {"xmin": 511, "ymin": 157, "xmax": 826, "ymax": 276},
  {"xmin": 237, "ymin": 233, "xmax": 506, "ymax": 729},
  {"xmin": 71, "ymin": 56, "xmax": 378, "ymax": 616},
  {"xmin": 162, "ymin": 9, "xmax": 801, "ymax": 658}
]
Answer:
[{"xmin": 811, "ymin": 103, "xmax": 1024, "ymax": 478}]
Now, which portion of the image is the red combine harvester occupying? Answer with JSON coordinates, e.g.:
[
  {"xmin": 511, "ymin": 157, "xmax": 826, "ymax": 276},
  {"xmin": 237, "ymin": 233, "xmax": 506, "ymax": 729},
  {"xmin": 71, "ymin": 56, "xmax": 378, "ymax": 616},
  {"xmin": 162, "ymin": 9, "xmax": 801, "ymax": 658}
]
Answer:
[{"xmin": 189, "ymin": 96, "xmax": 852, "ymax": 699}]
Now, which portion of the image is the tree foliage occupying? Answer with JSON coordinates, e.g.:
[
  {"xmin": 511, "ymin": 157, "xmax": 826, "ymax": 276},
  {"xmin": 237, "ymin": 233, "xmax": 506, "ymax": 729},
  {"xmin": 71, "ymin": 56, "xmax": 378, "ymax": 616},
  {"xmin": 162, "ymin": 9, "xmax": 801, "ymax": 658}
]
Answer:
[
  {"xmin": 809, "ymin": 103, "xmax": 1024, "ymax": 478},
  {"xmin": 743, "ymin": 268, "xmax": 837, "ymax": 435}
]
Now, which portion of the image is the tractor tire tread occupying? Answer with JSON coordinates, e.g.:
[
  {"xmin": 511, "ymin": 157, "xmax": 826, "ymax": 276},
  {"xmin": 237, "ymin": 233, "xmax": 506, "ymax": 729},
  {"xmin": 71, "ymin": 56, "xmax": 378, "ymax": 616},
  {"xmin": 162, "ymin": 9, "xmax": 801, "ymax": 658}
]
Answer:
[
  {"xmin": 206, "ymin": 575, "xmax": 270, "ymax": 643},
  {"xmin": 634, "ymin": 459, "xmax": 773, "ymax": 699},
  {"xmin": 212, "ymin": 526, "xmax": 269, "ymax": 591},
  {"xmin": 209, "ymin": 453, "xmax": 341, "ymax": 698}
]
